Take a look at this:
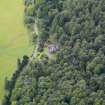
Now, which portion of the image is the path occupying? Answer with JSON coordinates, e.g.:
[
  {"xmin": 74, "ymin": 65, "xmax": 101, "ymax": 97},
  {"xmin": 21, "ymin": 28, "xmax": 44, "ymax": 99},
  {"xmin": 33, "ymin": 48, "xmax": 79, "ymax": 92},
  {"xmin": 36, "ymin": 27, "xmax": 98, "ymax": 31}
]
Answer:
[{"xmin": 25, "ymin": 21, "xmax": 39, "ymax": 68}]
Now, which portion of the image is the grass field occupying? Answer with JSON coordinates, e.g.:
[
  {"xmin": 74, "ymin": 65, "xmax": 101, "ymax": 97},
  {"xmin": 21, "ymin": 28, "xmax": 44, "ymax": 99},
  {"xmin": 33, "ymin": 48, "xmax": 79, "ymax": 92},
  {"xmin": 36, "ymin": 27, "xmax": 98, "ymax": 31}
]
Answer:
[{"xmin": 0, "ymin": 0, "xmax": 32, "ymax": 103}]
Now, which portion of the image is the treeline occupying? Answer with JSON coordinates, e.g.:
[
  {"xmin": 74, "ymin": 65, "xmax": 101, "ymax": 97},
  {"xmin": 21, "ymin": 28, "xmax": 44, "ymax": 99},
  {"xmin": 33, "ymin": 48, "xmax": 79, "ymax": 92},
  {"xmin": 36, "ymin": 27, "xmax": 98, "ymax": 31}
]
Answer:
[
  {"xmin": 24, "ymin": 0, "xmax": 65, "ymax": 51},
  {"xmin": 3, "ymin": 0, "xmax": 105, "ymax": 105},
  {"xmin": 2, "ymin": 56, "xmax": 29, "ymax": 105}
]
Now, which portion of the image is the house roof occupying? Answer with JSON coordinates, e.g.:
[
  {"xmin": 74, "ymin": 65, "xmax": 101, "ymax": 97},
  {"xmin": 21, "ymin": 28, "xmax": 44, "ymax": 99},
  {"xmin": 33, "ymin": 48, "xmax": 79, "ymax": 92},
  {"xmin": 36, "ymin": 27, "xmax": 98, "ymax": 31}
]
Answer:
[{"xmin": 48, "ymin": 44, "xmax": 59, "ymax": 53}]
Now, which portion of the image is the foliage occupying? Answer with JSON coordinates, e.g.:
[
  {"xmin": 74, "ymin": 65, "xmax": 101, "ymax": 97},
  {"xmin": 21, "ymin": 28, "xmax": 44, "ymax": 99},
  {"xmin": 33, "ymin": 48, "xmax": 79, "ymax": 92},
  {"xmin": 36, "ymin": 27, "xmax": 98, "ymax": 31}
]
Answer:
[{"xmin": 3, "ymin": 0, "xmax": 105, "ymax": 105}]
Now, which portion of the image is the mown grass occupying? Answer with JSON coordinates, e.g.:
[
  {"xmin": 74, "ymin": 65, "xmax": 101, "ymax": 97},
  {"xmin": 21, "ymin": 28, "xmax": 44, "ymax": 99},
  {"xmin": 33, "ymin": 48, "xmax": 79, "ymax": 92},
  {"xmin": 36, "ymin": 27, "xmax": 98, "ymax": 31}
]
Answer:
[{"xmin": 0, "ymin": 0, "xmax": 32, "ymax": 103}]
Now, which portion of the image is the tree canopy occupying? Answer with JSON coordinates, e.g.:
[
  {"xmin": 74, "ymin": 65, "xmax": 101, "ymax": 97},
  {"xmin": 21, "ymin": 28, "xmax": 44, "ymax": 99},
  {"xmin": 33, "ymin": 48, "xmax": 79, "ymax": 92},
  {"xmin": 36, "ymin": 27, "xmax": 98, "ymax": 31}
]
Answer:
[{"xmin": 3, "ymin": 0, "xmax": 105, "ymax": 105}]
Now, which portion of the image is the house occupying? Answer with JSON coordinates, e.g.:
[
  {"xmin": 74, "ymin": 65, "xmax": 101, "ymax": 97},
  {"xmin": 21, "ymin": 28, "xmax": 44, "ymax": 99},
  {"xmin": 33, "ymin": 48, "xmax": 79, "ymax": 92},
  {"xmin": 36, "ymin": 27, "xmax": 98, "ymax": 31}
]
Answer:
[{"xmin": 48, "ymin": 44, "xmax": 59, "ymax": 53}]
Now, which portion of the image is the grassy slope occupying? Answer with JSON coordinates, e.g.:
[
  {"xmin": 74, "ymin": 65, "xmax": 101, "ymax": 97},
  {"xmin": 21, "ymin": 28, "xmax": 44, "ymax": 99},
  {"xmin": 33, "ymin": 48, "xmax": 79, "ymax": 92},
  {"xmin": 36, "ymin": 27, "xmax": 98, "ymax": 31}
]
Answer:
[{"xmin": 0, "ymin": 0, "xmax": 32, "ymax": 102}]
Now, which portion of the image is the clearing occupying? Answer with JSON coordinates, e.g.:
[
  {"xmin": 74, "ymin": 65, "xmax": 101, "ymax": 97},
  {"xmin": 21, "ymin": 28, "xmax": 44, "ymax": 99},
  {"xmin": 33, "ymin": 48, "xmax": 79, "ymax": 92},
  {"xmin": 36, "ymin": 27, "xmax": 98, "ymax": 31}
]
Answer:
[{"xmin": 0, "ymin": 0, "xmax": 32, "ymax": 103}]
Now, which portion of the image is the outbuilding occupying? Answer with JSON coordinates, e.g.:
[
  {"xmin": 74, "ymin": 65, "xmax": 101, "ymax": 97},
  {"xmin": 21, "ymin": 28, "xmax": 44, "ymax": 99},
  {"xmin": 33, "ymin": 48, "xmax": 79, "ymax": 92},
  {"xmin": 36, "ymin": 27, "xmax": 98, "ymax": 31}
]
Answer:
[{"xmin": 48, "ymin": 44, "xmax": 59, "ymax": 53}]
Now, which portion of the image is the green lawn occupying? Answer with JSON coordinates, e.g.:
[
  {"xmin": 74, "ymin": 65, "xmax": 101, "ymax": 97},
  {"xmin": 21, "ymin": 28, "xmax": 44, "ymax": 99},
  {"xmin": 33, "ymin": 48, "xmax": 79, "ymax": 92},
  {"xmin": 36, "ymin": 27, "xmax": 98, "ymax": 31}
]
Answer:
[{"xmin": 0, "ymin": 0, "xmax": 32, "ymax": 103}]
